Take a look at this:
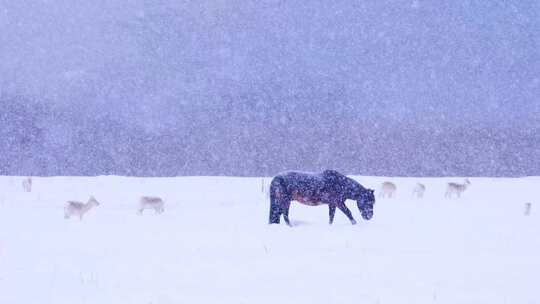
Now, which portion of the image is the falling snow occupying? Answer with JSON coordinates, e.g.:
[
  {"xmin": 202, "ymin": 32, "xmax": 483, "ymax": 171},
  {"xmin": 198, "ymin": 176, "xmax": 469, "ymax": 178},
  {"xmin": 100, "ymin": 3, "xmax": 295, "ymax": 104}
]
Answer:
[{"xmin": 1, "ymin": 1, "xmax": 539, "ymax": 177}]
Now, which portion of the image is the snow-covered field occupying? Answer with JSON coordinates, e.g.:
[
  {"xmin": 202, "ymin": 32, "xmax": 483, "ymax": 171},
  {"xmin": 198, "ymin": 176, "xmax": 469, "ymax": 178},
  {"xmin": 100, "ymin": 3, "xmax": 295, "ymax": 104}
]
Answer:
[{"xmin": 0, "ymin": 175, "xmax": 538, "ymax": 304}]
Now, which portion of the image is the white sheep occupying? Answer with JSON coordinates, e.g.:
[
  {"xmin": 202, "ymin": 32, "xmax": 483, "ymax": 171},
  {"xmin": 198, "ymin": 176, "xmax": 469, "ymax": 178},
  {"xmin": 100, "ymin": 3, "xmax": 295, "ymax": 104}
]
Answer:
[
  {"xmin": 138, "ymin": 196, "xmax": 165, "ymax": 214},
  {"xmin": 64, "ymin": 196, "xmax": 100, "ymax": 220},
  {"xmin": 22, "ymin": 177, "xmax": 32, "ymax": 192},
  {"xmin": 379, "ymin": 181, "xmax": 397, "ymax": 198},
  {"xmin": 445, "ymin": 179, "xmax": 471, "ymax": 198},
  {"xmin": 412, "ymin": 183, "xmax": 426, "ymax": 198}
]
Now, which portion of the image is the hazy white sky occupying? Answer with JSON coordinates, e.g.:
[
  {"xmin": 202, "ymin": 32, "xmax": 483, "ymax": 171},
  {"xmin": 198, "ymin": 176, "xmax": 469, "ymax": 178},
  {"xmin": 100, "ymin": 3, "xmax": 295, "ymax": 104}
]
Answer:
[{"xmin": 1, "ymin": 1, "xmax": 538, "ymax": 125}]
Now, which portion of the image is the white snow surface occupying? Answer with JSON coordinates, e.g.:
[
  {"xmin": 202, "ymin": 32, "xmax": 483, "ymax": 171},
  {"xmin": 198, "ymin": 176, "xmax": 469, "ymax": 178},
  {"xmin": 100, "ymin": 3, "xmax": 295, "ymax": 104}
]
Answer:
[{"xmin": 0, "ymin": 175, "xmax": 539, "ymax": 304}]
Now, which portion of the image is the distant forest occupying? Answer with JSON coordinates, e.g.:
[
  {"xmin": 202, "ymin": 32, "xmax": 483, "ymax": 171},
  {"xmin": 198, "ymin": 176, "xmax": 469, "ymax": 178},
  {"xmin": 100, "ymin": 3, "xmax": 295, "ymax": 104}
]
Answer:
[{"xmin": 1, "ymin": 94, "xmax": 538, "ymax": 177}]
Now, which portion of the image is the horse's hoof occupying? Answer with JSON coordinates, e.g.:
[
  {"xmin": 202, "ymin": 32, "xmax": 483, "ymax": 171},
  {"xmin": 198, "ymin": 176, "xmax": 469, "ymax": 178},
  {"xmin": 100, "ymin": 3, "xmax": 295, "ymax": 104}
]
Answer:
[{"xmin": 351, "ymin": 220, "xmax": 357, "ymax": 225}]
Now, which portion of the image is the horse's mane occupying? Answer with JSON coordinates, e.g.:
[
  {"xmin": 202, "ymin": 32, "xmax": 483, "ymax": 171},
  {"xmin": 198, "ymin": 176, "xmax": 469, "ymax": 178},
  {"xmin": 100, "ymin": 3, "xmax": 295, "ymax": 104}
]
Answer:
[{"xmin": 321, "ymin": 169, "xmax": 367, "ymax": 198}]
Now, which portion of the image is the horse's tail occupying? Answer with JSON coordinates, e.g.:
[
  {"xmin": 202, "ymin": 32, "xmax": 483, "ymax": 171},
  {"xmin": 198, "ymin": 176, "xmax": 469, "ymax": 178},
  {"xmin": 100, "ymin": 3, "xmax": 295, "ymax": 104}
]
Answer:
[{"xmin": 269, "ymin": 175, "xmax": 286, "ymax": 224}]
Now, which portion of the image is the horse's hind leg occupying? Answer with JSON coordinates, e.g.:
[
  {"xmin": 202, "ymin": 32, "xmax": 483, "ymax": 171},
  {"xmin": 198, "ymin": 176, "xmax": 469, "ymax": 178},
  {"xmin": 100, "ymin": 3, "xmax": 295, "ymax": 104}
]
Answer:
[
  {"xmin": 269, "ymin": 201, "xmax": 281, "ymax": 224},
  {"xmin": 281, "ymin": 200, "xmax": 292, "ymax": 227},
  {"xmin": 269, "ymin": 178, "xmax": 284, "ymax": 224},
  {"xmin": 337, "ymin": 202, "xmax": 356, "ymax": 225}
]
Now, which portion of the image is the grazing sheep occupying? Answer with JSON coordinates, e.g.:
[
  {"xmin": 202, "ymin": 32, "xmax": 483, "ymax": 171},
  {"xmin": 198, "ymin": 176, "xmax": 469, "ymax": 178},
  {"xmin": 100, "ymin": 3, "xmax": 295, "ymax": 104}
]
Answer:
[
  {"xmin": 22, "ymin": 177, "xmax": 32, "ymax": 192},
  {"xmin": 64, "ymin": 196, "xmax": 100, "ymax": 220},
  {"xmin": 412, "ymin": 183, "xmax": 426, "ymax": 198},
  {"xmin": 138, "ymin": 196, "xmax": 165, "ymax": 214},
  {"xmin": 379, "ymin": 181, "xmax": 397, "ymax": 198},
  {"xmin": 445, "ymin": 179, "xmax": 471, "ymax": 198}
]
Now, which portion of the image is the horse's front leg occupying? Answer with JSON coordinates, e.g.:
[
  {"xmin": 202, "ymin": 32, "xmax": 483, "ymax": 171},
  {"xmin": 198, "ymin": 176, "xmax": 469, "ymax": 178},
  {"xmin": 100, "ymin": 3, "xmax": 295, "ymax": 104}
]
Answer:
[
  {"xmin": 328, "ymin": 204, "xmax": 336, "ymax": 225},
  {"xmin": 337, "ymin": 202, "xmax": 356, "ymax": 225}
]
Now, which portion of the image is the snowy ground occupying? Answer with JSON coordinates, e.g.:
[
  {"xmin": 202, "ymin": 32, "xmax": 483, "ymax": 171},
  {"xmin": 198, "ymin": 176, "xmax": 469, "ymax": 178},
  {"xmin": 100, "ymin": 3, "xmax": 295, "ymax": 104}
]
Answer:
[{"xmin": 0, "ymin": 175, "xmax": 539, "ymax": 304}]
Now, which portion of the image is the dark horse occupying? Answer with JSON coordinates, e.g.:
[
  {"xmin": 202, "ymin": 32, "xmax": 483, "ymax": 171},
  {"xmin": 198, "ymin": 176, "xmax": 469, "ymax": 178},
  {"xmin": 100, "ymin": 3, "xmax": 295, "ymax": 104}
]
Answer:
[{"xmin": 269, "ymin": 170, "xmax": 375, "ymax": 226}]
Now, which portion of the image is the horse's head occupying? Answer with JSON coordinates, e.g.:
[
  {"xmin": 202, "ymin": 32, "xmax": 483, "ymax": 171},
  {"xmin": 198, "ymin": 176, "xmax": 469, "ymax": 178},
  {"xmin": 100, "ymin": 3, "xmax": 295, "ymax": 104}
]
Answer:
[{"xmin": 356, "ymin": 189, "xmax": 375, "ymax": 220}]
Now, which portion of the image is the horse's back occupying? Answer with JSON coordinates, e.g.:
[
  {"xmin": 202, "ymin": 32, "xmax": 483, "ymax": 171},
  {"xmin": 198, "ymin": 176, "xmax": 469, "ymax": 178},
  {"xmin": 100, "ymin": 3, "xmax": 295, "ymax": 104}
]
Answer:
[
  {"xmin": 274, "ymin": 171, "xmax": 324, "ymax": 186},
  {"xmin": 271, "ymin": 171, "xmax": 328, "ymax": 197},
  {"xmin": 272, "ymin": 170, "xmax": 359, "ymax": 201}
]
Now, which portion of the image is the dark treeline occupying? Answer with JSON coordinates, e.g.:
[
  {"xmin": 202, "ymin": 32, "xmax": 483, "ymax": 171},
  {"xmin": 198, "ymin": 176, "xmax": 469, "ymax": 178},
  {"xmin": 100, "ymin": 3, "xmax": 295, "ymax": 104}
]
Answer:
[{"xmin": 1, "ymin": 93, "xmax": 538, "ymax": 177}]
